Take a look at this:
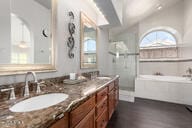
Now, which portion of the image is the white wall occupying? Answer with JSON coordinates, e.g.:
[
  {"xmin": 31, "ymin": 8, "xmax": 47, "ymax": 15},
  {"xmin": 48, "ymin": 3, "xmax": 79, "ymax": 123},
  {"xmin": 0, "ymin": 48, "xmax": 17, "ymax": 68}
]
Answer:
[
  {"xmin": 181, "ymin": 0, "xmax": 192, "ymax": 58},
  {"xmin": 139, "ymin": 1, "xmax": 184, "ymax": 44},
  {"xmin": 97, "ymin": 28, "xmax": 110, "ymax": 75},
  {"xmin": 184, "ymin": 0, "xmax": 192, "ymax": 44},
  {"xmin": 0, "ymin": 0, "xmax": 11, "ymax": 64},
  {"xmin": 0, "ymin": 0, "xmax": 110, "ymax": 85},
  {"xmin": 139, "ymin": 1, "xmax": 192, "ymax": 76},
  {"xmin": 139, "ymin": 62, "xmax": 179, "ymax": 76}
]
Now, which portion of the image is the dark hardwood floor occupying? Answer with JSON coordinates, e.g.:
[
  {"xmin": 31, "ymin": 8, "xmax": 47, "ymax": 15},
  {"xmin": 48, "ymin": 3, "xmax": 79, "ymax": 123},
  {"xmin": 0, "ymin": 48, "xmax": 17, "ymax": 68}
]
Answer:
[{"xmin": 107, "ymin": 98, "xmax": 192, "ymax": 128}]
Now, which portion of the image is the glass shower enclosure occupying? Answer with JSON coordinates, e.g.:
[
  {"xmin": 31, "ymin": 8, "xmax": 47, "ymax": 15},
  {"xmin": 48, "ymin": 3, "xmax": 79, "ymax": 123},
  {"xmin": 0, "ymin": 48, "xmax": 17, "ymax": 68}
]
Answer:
[{"xmin": 109, "ymin": 33, "xmax": 138, "ymax": 92}]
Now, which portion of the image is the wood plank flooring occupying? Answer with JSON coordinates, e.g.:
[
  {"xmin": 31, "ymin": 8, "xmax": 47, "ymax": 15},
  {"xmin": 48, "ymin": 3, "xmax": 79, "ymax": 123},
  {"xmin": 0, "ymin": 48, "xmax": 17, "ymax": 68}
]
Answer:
[{"xmin": 107, "ymin": 98, "xmax": 192, "ymax": 128}]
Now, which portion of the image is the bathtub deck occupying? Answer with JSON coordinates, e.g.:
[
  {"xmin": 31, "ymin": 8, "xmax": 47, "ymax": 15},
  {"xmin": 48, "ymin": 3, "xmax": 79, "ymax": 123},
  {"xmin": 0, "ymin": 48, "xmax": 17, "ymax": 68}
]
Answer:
[{"xmin": 107, "ymin": 98, "xmax": 192, "ymax": 128}]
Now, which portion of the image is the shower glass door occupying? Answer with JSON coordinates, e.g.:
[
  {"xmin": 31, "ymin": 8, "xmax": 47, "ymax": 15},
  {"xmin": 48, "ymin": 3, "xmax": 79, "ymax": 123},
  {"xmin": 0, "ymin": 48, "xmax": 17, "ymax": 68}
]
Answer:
[{"xmin": 110, "ymin": 33, "xmax": 138, "ymax": 91}]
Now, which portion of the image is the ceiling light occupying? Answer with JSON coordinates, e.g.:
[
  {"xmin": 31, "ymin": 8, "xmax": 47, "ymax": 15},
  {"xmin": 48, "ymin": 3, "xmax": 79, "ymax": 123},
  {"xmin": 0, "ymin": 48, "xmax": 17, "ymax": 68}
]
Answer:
[
  {"xmin": 18, "ymin": 41, "xmax": 29, "ymax": 48},
  {"xmin": 157, "ymin": 5, "xmax": 162, "ymax": 10},
  {"xmin": 18, "ymin": 23, "xmax": 30, "ymax": 48},
  {"xmin": 116, "ymin": 52, "xmax": 119, "ymax": 58}
]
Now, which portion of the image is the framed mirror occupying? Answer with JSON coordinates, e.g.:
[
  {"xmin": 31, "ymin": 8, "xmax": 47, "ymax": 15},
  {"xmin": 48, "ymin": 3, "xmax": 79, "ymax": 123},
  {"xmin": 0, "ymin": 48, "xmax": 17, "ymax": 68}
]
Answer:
[
  {"xmin": 80, "ymin": 12, "xmax": 97, "ymax": 69},
  {"xmin": 0, "ymin": 0, "xmax": 56, "ymax": 75}
]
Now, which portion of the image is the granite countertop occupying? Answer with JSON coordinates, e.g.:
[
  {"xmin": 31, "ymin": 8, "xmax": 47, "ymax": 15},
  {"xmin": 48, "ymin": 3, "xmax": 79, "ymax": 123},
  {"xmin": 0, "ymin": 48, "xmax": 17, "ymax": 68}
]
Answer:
[{"xmin": 0, "ymin": 75, "xmax": 119, "ymax": 128}]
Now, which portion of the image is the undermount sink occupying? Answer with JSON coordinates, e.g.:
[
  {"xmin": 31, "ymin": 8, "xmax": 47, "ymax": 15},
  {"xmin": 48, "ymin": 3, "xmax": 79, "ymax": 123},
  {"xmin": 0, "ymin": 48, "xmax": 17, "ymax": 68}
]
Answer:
[
  {"xmin": 96, "ymin": 77, "xmax": 111, "ymax": 80},
  {"xmin": 9, "ymin": 93, "xmax": 68, "ymax": 112}
]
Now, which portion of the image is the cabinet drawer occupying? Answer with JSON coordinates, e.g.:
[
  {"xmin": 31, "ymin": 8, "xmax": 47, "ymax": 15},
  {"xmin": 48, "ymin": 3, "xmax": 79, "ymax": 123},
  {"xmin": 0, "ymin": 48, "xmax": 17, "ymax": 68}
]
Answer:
[
  {"xmin": 70, "ymin": 96, "xmax": 95, "ymax": 128},
  {"xmin": 96, "ymin": 109, "xmax": 108, "ymax": 128},
  {"xmin": 96, "ymin": 87, "xmax": 108, "ymax": 103},
  {"xmin": 74, "ymin": 109, "xmax": 95, "ymax": 128},
  {"xmin": 51, "ymin": 113, "xmax": 69, "ymax": 128},
  {"xmin": 108, "ymin": 90, "xmax": 115, "ymax": 119},
  {"xmin": 108, "ymin": 82, "xmax": 115, "ymax": 92},
  {"xmin": 96, "ymin": 97, "xmax": 107, "ymax": 118},
  {"xmin": 115, "ymin": 89, "xmax": 119, "ymax": 107}
]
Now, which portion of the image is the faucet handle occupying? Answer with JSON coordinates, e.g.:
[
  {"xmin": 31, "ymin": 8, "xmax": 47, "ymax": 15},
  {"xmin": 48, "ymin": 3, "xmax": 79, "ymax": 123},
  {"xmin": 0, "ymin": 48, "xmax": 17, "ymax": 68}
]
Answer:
[
  {"xmin": 36, "ymin": 81, "xmax": 46, "ymax": 94},
  {"xmin": 0, "ymin": 87, "xmax": 16, "ymax": 100}
]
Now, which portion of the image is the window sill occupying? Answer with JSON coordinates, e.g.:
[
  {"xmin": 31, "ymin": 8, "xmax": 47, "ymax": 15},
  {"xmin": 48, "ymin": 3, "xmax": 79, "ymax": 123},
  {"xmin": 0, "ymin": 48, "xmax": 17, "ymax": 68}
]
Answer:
[{"xmin": 140, "ymin": 58, "xmax": 192, "ymax": 62}]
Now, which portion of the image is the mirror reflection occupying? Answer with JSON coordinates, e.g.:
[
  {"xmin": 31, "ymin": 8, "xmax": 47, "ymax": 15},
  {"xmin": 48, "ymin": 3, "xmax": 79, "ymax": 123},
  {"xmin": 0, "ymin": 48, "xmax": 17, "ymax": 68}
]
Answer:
[
  {"xmin": 0, "ymin": 0, "xmax": 52, "ymax": 65},
  {"xmin": 80, "ymin": 13, "xmax": 97, "ymax": 69}
]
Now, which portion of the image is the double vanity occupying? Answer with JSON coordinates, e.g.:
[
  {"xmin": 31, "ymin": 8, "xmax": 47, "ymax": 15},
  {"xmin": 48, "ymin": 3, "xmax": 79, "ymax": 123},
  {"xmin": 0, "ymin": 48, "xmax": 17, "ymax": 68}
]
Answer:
[
  {"xmin": 0, "ymin": 74, "xmax": 119, "ymax": 128},
  {"xmin": 0, "ymin": 1, "xmax": 119, "ymax": 127}
]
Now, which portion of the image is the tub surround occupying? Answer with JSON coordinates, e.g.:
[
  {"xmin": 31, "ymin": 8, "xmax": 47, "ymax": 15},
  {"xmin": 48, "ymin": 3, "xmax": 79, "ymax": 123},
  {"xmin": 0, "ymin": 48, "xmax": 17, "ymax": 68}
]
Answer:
[
  {"xmin": 0, "ymin": 73, "xmax": 119, "ymax": 128},
  {"xmin": 135, "ymin": 75, "xmax": 192, "ymax": 105}
]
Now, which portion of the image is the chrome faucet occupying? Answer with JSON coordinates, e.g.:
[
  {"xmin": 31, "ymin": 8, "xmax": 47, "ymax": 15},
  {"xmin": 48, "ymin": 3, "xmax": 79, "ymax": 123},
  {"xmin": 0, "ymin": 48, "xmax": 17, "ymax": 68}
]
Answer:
[
  {"xmin": 24, "ymin": 72, "xmax": 41, "ymax": 97},
  {"xmin": 186, "ymin": 68, "xmax": 192, "ymax": 80},
  {"xmin": 0, "ymin": 86, "xmax": 16, "ymax": 100}
]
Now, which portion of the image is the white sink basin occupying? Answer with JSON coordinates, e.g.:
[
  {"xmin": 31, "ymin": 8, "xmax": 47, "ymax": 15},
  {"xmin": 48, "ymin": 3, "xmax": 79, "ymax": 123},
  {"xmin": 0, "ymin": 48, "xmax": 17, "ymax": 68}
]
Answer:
[
  {"xmin": 96, "ymin": 77, "xmax": 111, "ymax": 80},
  {"xmin": 10, "ymin": 93, "xmax": 68, "ymax": 112}
]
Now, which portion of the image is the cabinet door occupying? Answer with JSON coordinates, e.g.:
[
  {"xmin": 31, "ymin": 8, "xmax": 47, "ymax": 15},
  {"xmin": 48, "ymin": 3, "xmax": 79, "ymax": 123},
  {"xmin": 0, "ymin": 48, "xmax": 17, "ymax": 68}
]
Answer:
[
  {"xmin": 114, "ymin": 79, "xmax": 119, "ymax": 107},
  {"xmin": 96, "ymin": 87, "xmax": 108, "ymax": 103},
  {"xmin": 108, "ymin": 89, "xmax": 115, "ymax": 119},
  {"xmin": 96, "ymin": 97, "xmax": 108, "ymax": 118},
  {"xmin": 51, "ymin": 113, "xmax": 69, "ymax": 128},
  {"xmin": 114, "ymin": 88, "xmax": 119, "ymax": 107},
  {"xmin": 74, "ymin": 109, "xmax": 95, "ymax": 128},
  {"xmin": 96, "ymin": 108, "xmax": 108, "ymax": 128},
  {"xmin": 70, "ymin": 96, "xmax": 95, "ymax": 128}
]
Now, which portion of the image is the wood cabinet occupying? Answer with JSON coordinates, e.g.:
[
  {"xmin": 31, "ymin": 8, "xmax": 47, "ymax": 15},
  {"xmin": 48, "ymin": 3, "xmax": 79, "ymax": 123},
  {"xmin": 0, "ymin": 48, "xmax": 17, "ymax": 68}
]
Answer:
[
  {"xmin": 108, "ymin": 80, "xmax": 119, "ymax": 119},
  {"xmin": 70, "ymin": 96, "xmax": 95, "ymax": 128},
  {"xmin": 95, "ymin": 108, "xmax": 108, "ymax": 128},
  {"xmin": 96, "ymin": 87, "xmax": 108, "ymax": 103},
  {"xmin": 95, "ymin": 87, "xmax": 108, "ymax": 128},
  {"xmin": 108, "ymin": 87, "xmax": 115, "ymax": 119},
  {"xmin": 74, "ymin": 109, "xmax": 95, "ymax": 128},
  {"xmin": 51, "ymin": 113, "xmax": 69, "ymax": 128},
  {"xmin": 96, "ymin": 97, "xmax": 107, "ymax": 118},
  {"xmin": 51, "ymin": 78, "xmax": 119, "ymax": 128},
  {"xmin": 114, "ymin": 79, "xmax": 119, "ymax": 107}
]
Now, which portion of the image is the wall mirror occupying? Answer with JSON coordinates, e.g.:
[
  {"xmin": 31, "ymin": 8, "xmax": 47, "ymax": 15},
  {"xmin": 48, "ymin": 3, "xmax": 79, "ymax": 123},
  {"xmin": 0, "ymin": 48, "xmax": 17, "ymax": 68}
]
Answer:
[
  {"xmin": 80, "ymin": 12, "xmax": 97, "ymax": 69},
  {"xmin": 0, "ymin": 0, "xmax": 56, "ymax": 75}
]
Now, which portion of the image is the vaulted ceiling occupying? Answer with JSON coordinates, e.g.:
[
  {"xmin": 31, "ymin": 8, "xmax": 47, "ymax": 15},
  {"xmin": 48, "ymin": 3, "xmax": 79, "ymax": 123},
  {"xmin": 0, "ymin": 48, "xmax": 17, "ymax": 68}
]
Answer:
[
  {"xmin": 110, "ymin": 0, "xmax": 183, "ymax": 36},
  {"xmin": 34, "ymin": 0, "xmax": 51, "ymax": 9}
]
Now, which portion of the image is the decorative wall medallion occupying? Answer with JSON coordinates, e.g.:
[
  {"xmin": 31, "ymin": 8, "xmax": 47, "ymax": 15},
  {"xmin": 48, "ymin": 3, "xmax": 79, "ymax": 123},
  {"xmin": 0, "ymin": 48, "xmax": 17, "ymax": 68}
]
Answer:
[
  {"xmin": 67, "ymin": 11, "xmax": 75, "ymax": 58},
  {"xmin": 42, "ymin": 29, "xmax": 49, "ymax": 38}
]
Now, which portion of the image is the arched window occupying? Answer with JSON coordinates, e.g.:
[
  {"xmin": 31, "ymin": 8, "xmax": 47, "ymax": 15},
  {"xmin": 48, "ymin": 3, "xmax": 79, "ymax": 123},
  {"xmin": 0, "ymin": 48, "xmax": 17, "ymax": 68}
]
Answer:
[
  {"xmin": 140, "ymin": 30, "xmax": 178, "ymax": 59},
  {"xmin": 140, "ymin": 31, "xmax": 176, "ymax": 48}
]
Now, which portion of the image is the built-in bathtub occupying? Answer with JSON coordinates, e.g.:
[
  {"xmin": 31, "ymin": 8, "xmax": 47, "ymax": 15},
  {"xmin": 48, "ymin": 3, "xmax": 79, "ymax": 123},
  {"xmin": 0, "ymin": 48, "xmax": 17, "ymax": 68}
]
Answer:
[{"xmin": 135, "ymin": 75, "xmax": 192, "ymax": 105}]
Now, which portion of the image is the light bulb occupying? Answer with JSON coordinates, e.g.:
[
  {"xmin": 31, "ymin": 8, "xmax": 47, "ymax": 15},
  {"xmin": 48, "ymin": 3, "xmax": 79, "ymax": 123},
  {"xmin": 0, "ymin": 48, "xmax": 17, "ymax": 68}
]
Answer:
[
  {"xmin": 157, "ymin": 5, "xmax": 162, "ymax": 10},
  {"xmin": 18, "ymin": 41, "xmax": 28, "ymax": 48},
  {"xmin": 116, "ymin": 52, "xmax": 119, "ymax": 58}
]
